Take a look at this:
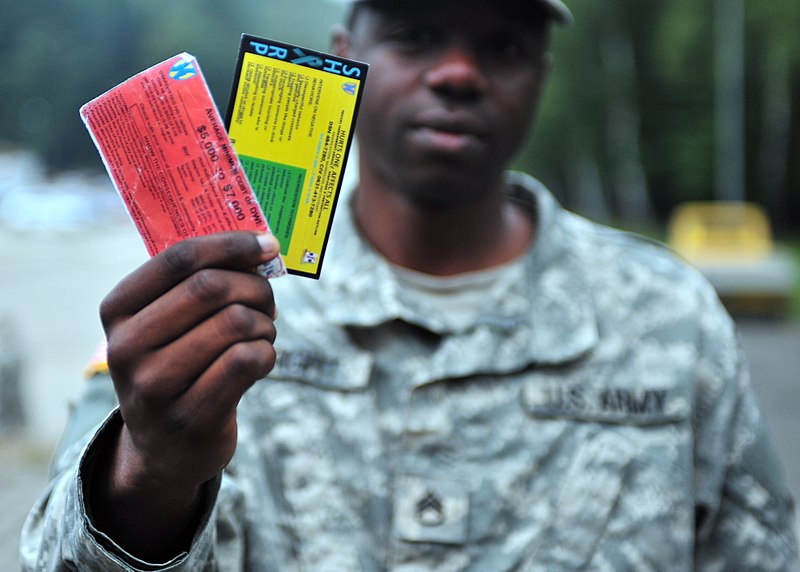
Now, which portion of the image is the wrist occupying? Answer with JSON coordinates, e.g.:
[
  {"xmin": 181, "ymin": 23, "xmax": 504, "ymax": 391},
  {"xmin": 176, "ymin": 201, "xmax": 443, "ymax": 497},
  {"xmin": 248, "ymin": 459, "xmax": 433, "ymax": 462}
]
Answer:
[
  {"xmin": 86, "ymin": 418, "xmax": 209, "ymax": 562},
  {"xmin": 111, "ymin": 424, "xmax": 203, "ymax": 505}
]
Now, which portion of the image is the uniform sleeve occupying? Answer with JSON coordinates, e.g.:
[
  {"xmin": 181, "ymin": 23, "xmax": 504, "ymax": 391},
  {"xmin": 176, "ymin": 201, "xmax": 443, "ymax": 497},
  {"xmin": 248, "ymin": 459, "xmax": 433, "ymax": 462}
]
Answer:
[
  {"xmin": 692, "ymin": 303, "xmax": 800, "ymax": 570},
  {"xmin": 19, "ymin": 375, "xmax": 248, "ymax": 571}
]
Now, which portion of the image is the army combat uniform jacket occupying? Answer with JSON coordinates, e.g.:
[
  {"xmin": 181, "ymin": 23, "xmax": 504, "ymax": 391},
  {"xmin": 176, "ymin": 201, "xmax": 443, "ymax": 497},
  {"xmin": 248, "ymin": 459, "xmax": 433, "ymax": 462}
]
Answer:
[{"xmin": 21, "ymin": 173, "xmax": 799, "ymax": 570}]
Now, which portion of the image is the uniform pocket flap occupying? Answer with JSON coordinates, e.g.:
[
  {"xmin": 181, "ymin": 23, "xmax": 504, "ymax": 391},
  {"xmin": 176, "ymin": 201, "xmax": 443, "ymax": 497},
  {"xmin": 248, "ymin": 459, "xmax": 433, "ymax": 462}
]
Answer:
[{"xmin": 269, "ymin": 346, "xmax": 373, "ymax": 391}]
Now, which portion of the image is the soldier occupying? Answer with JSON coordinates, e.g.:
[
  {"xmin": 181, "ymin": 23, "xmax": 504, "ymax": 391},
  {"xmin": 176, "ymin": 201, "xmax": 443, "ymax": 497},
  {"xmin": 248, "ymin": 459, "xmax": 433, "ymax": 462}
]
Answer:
[{"xmin": 22, "ymin": 0, "xmax": 800, "ymax": 569}]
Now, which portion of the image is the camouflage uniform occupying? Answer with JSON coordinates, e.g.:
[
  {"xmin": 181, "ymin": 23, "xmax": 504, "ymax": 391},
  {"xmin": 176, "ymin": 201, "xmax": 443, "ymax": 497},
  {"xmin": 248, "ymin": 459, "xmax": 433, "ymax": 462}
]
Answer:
[{"xmin": 21, "ymin": 173, "xmax": 799, "ymax": 570}]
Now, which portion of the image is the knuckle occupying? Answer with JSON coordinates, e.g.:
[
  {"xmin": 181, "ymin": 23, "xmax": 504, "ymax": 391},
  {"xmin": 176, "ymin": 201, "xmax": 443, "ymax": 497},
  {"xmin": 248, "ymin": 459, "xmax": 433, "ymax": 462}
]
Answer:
[
  {"xmin": 258, "ymin": 342, "xmax": 277, "ymax": 377},
  {"xmin": 160, "ymin": 240, "xmax": 198, "ymax": 276},
  {"xmin": 105, "ymin": 330, "xmax": 136, "ymax": 375},
  {"xmin": 222, "ymin": 304, "xmax": 256, "ymax": 336},
  {"xmin": 99, "ymin": 286, "xmax": 135, "ymax": 333},
  {"xmin": 104, "ymin": 338, "xmax": 125, "ymax": 371},
  {"xmin": 264, "ymin": 320, "xmax": 277, "ymax": 345},
  {"xmin": 225, "ymin": 343, "xmax": 258, "ymax": 376},
  {"xmin": 98, "ymin": 292, "xmax": 118, "ymax": 331},
  {"xmin": 214, "ymin": 232, "xmax": 257, "ymax": 264},
  {"xmin": 224, "ymin": 341, "xmax": 273, "ymax": 382},
  {"xmin": 187, "ymin": 269, "xmax": 227, "ymax": 303},
  {"xmin": 220, "ymin": 232, "xmax": 249, "ymax": 258},
  {"xmin": 132, "ymin": 371, "xmax": 171, "ymax": 410}
]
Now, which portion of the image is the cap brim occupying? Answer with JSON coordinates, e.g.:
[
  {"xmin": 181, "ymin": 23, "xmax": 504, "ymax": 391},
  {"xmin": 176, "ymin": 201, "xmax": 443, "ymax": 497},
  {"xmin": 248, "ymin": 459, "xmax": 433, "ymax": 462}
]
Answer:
[{"xmin": 539, "ymin": 0, "xmax": 573, "ymax": 25}]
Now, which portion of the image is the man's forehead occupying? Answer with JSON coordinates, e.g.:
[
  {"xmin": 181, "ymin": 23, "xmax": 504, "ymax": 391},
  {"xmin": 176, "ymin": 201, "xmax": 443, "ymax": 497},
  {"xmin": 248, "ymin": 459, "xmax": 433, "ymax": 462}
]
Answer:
[{"xmin": 340, "ymin": 0, "xmax": 572, "ymax": 26}]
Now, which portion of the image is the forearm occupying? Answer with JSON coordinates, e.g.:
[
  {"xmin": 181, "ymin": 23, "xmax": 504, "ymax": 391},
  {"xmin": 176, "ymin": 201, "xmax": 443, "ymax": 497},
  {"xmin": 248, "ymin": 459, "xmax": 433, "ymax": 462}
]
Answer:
[
  {"xmin": 22, "ymin": 410, "xmax": 227, "ymax": 571},
  {"xmin": 88, "ymin": 420, "xmax": 211, "ymax": 564}
]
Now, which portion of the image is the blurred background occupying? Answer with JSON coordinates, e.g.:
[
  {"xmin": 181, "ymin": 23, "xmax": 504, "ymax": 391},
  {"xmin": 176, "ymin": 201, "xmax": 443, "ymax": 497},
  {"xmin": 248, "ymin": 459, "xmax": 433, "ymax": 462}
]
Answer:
[{"xmin": 0, "ymin": 0, "xmax": 798, "ymax": 567}]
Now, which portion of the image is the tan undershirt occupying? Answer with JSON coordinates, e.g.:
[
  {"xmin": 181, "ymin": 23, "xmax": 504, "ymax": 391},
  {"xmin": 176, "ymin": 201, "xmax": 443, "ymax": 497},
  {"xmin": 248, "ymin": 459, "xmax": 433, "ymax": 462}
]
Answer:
[{"xmin": 390, "ymin": 256, "xmax": 525, "ymax": 331}]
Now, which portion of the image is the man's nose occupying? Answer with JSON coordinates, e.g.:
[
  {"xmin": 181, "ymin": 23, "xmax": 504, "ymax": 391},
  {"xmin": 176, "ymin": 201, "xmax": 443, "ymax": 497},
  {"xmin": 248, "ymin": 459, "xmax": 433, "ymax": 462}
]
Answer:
[{"xmin": 425, "ymin": 44, "xmax": 489, "ymax": 100}]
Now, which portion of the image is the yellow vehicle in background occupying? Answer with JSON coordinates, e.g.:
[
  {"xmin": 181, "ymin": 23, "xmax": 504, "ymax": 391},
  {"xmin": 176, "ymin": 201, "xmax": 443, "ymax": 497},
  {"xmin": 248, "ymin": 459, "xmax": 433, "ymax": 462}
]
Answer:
[{"xmin": 668, "ymin": 202, "xmax": 797, "ymax": 317}]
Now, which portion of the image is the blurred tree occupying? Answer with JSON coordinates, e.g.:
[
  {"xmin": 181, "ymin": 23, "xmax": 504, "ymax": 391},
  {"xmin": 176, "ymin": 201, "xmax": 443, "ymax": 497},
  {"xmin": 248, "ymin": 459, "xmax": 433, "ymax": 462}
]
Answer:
[
  {"xmin": 744, "ymin": 0, "xmax": 800, "ymax": 232},
  {"xmin": 521, "ymin": 0, "xmax": 719, "ymax": 222},
  {"xmin": 518, "ymin": 0, "xmax": 798, "ymax": 231}
]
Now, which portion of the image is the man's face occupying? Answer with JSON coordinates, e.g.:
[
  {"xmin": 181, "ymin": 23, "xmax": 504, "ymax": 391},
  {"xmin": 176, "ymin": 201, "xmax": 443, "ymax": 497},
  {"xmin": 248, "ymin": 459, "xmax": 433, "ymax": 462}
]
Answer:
[{"xmin": 338, "ymin": 0, "xmax": 551, "ymax": 206}]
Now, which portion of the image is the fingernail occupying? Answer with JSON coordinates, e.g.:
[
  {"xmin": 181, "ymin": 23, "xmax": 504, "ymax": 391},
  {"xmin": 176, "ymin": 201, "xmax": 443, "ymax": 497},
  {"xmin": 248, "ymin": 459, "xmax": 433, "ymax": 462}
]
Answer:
[{"xmin": 256, "ymin": 233, "xmax": 280, "ymax": 255}]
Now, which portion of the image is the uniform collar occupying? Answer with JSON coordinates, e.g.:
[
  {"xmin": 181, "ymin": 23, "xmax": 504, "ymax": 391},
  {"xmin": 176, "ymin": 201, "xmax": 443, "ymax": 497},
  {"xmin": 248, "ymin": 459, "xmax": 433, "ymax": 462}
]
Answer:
[{"xmin": 319, "ymin": 172, "xmax": 598, "ymax": 369}]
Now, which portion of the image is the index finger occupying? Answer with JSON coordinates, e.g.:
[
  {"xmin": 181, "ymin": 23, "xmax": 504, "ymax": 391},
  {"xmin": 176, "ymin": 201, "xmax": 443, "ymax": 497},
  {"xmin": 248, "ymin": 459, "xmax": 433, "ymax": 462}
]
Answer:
[{"xmin": 101, "ymin": 232, "xmax": 280, "ymax": 327}]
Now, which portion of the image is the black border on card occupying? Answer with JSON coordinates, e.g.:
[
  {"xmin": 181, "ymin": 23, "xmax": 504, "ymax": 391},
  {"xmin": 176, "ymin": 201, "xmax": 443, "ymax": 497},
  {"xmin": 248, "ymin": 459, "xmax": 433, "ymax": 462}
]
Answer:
[{"xmin": 224, "ymin": 34, "xmax": 369, "ymax": 279}]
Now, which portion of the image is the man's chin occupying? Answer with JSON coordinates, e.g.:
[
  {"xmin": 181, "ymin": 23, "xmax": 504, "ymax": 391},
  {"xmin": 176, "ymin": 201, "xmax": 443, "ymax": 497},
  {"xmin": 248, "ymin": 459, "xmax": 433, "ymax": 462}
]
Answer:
[{"xmin": 395, "ymin": 169, "xmax": 500, "ymax": 209}]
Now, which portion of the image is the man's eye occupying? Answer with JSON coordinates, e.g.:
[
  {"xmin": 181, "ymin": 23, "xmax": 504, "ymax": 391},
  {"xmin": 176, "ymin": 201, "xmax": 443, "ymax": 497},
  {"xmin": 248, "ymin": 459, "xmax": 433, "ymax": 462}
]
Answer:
[
  {"xmin": 387, "ymin": 26, "xmax": 437, "ymax": 50},
  {"xmin": 488, "ymin": 36, "xmax": 535, "ymax": 62}
]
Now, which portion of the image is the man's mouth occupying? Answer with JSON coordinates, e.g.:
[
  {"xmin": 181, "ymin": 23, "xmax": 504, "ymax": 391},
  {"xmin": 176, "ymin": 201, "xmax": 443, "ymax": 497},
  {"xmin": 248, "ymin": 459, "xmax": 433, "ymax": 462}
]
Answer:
[{"xmin": 409, "ymin": 113, "xmax": 488, "ymax": 154}]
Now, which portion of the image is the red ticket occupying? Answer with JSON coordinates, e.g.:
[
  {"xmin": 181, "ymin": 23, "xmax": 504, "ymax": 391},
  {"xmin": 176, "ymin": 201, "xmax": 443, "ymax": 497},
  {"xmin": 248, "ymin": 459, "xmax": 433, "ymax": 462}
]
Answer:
[{"xmin": 80, "ymin": 53, "xmax": 286, "ymax": 278}]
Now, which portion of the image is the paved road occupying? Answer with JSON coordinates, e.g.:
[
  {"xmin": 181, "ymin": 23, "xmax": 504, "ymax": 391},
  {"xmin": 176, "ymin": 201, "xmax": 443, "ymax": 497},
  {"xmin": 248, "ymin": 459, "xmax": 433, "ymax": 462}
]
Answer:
[
  {"xmin": 1, "ymin": 318, "xmax": 798, "ymax": 569},
  {"xmin": 737, "ymin": 318, "xmax": 800, "ymax": 515}
]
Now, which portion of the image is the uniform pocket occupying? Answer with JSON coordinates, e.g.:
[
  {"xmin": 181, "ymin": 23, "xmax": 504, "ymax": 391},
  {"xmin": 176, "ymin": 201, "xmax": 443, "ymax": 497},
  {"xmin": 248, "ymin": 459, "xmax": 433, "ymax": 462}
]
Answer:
[
  {"xmin": 519, "ymin": 380, "xmax": 692, "ymax": 570},
  {"xmin": 523, "ymin": 431, "xmax": 635, "ymax": 570}
]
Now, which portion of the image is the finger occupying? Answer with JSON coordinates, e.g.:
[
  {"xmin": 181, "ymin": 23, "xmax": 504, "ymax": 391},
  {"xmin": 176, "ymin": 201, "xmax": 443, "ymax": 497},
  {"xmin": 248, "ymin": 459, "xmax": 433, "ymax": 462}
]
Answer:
[
  {"xmin": 101, "ymin": 232, "xmax": 280, "ymax": 330},
  {"xmin": 115, "ymin": 268, "xmax": 275, "ymax": 352},
  {"xmin": 179, "ymin": 338, "xmax": 276, "ymax": 427},
  {"xmin": 110, "ymin": 304, "xmax": 276, "ymax": 403},
  {"xmin": 134, "ymin": 304, "xmax": 275, "ymax": 400}
]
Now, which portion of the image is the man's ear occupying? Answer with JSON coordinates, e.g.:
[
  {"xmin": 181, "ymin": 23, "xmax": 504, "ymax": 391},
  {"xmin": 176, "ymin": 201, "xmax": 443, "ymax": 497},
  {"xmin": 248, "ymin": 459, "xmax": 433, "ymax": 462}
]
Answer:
[{"xmin": 331, "ymin": 24, "xmax": 352, "ymax": 57}]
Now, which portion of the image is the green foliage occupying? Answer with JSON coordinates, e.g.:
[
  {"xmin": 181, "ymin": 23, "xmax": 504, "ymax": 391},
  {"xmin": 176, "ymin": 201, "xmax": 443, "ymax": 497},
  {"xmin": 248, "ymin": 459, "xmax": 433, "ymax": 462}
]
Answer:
[
  {"xmin": 787, "ymin": 239, "xmax": 800, "ymax": 320},
  {"xmin": 517, "ymin": 0, "xmax": 800, "ymax": 229}
]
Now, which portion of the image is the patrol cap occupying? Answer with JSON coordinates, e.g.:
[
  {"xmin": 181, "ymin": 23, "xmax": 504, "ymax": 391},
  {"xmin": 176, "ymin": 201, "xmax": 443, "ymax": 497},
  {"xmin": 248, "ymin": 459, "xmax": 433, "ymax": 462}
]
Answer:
[{"xmin": 334, "ymin": 0, "xmax": 573, "ymax": 26}]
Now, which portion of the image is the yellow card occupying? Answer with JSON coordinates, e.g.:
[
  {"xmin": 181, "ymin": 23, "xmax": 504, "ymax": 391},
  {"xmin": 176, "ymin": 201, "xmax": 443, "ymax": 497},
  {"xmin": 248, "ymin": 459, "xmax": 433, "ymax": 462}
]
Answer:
[{"xmin": 225, "ymin": 34, "xmax": 368, "ymax": 278}]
